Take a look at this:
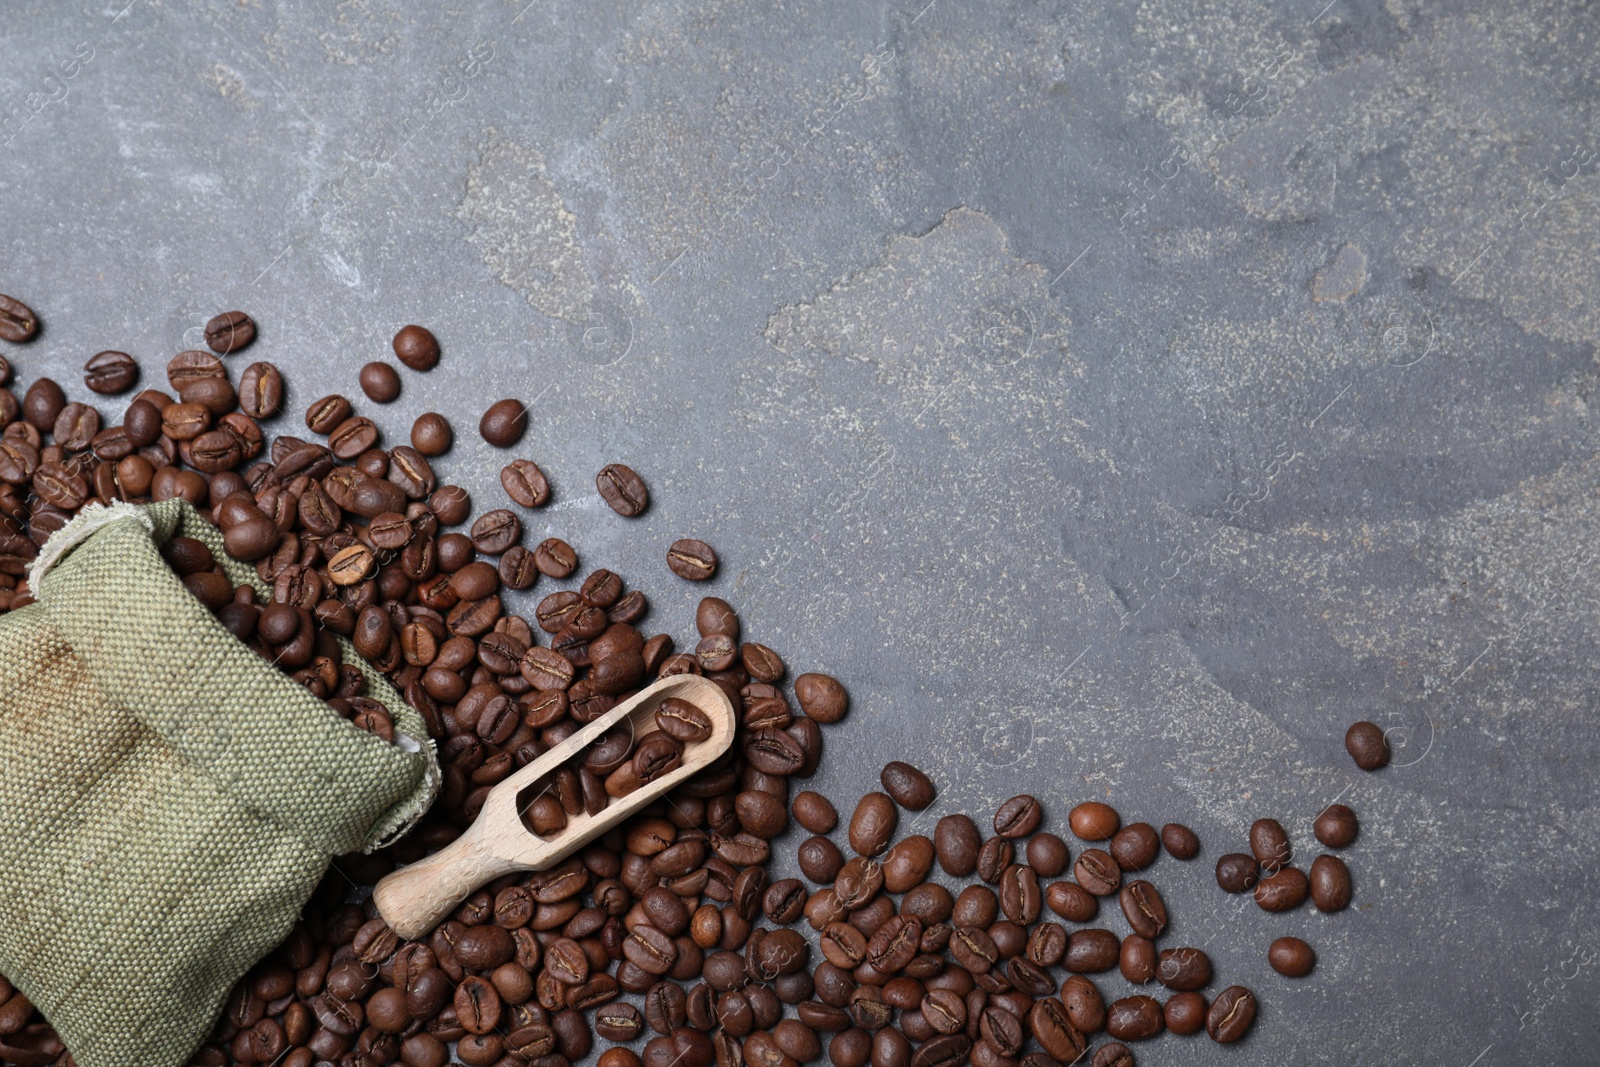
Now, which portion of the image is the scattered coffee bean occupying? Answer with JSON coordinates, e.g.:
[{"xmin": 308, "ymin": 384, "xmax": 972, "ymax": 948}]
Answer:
[
  {"xmin": 597, "ymin": 463, "xmax": 649, "ymax": 517},
  {"xmin": 1025, "ymin": 833, "xmax": 1069, "ymax": 877},
  {"xmin": 1109, "ymin": 822, "xmax": 1159, "ymax": 871},
  {"xmin": 1345, "ymin": 720, "xmax": 1390, "ymax": 770},
  {"xmin": 1249, "ymin": 817, "xmax": 1291, "ymax": 873},
  {"xmin": 83, "ymin": 350, "xmax": 139, "ymax": 394},
  {"xmin": 410, "ymin": 412, "xmax": 452, "ymax": 456},
  {"xmin": 501, "ymin": 459, "xmax": 551, "ymax": 507},
  {"xmin": 392, "ymin": 324, "xmax": 440, "ymax": 370},
  {"xmin": 1314, "ymin": 803, "xmax": 1359, "ymax": 848},
  {"xmin": 792, "ymin": 791, "xmax": 838, "ymax": 834},
  {"xmin": 480, "ymin": 398, "xmax": 528, "ymax": 447},
  {"xmin": 667, "ymin": 538, "xmax": 717, "ymax": 581},
  {"xmin": 0, "ymin": 294, "xmax": 38, "ymax": 342},
  {"xmin": 1309, "ymin": 854, "xmax": 1352, "ymax": 912},
  {"xmin": 879, "ymin": 761, "xmax": 935, "ymax": 810},
  {"xmin": 1068, "ymin": 802, "xmax": 1120, "ymax": 841},
  {"xmin": 1092, "ymin": 1042, "xmax": 1135, "ymax": 1067},
  {"xmin": 1253, "ymin": 867, "xmax": 1309, "ymax": 912},
  {"xmin": 1215, "ymin": 853, "xmax": 1259, "ymax": 893},
  {"xmin": 1206, "ymin": 986, "xmax": 1257, "ymax": 1043},
  {"xmin": 205, "ymin": 310, "xmax": 256, "ymax": 353},
  {"xmin": 1163, "ymin": 991, "xmax": 1207, "ymax": 1035},
  {"xmin": 359, "ymin": 362, "xmax": 401, "ymax": 403},
  {"xmin": 1268, "ymin": 936, "xmax": 1315, "ymax": 977}
]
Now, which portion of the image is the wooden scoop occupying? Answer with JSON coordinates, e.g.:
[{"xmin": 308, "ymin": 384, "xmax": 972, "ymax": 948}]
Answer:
[{"xmin": 374, "ymin": 674, "xmax": 736, "ymax": 940}]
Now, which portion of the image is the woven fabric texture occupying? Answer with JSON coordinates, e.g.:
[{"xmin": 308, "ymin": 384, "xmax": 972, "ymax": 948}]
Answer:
[{"xmin": 0, "ymin": 499, "xmax": 439, "ymax": 1067}]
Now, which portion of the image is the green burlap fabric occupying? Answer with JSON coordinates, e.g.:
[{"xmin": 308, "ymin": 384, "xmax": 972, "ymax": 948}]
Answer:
[{"xmin": 0, "ymin": 499, "xmax": 439, "ymax": 1067}]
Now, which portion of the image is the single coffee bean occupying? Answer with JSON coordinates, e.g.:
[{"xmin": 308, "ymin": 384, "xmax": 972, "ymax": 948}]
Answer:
[
  {"xmin": 53, "ymin": 402, "xmax": 100, "ymax": 450},
  {"xmin": 0, "ymin": 294, "xmax": 38, "ymax": 342},
  {"xmin": 1120, "ymin": 935, "xmax": 1157, "ymax": 985},
  {"xmin": 22, "ymin": 378, "xmax": 66, "ymax": 431},
  {"xmin": 850, "ymin": 793, "xmax": 898, "ymax": 857},
  {"xmin": 1249, "ymin": 817, "xmax": 1291, "ymax": 872},
  {"xmin": 795, "ymin": 671, "xmax": 848, "ymax": 723},
  {"xmin": 879, "ymin": 761, "xmax": 935, "ymax": 810},
  {"xmin": 1205, "ymin": 985, "xmax": 1257, "ymax": 1043},
  {"xmin": 360, "ymin": 361, "xmax": 402, "ymax": 403},
  {"xmin": 1155, "ymin": 947, "xmax": 1211, "ymax": 991},
  {"xmin": 1073, "ymin": 849, "xmax": 1121, "ymax": 896},
  {"xmin": 1160, "ymin": 822, "xmax": 1200, "ymax": 860},
  {"xmin": 1215, "ymin": 853, "xmax": 1259, "ymax": 893},
  {"xmin": 1061, "ymin": 975, "xmax": 1105, "ymax": 1034},
  {"xmin": 500, "ymin": 458, "xmax": 550, "ymax": 507},
  {"xmin": 1109, "ymin": 823, "xmax": 1159, "ymax": 870},
  {"xmin": 882, "ymin": 836, "xmax": 935, "ymax": 894},
  {"xmin": 471, "ymin": 509, "xmax": 521, "ymax": 554},
  {"xmin": 792, "ymin": 791, "xmax": 838, "ymax": 834},
  {"xmin": 480, "ymin": 398, "xmax": 528, "ymax": 447},
  {"xmin": 597, "ymin": 462, "xmax": 649, "ymax": 516},
  {"xmin": 1345, "ymin": 720, "xmax": 1390, "ymax": 770},
  {"xmin": 667, "ymin": 538, "xmax": 717, "ymax": 580},
  {"xmin": 1253, "ymin": 866, "xmax": 1309, "ymax": 912},
  {"xmin": 1025, "ymin": 922, "xmax": 1067, "ymax": 967},
  {"xmin": 1028, "ymin": 997, "xmax": 1085, "ymax": 1062},
  {"xmin": 205, "ymin": 310, "xmax": 256, "ymax": 353},
  {"xmin": 1044, "ymin": 880, "xmax": 1097, "ymax": 923},
  {"xmin": 1118, "ymin": 881, "xmax": 1167, "ymax": 939},
  {"xmin": 1314, "ymin": 803, "xmax": 1359, "ymax": 848},
  {"xmin": 167, "ymin": 349, "xmax": 224, "ymax": 390},
  {"xmin": 393, "ymin": 324, "xmax": 440, "ymax": 370},
  {"xmin": 83, "ymin": 350, "xmax": 139, "ymax": 394},
  {"xmin": 1268, "ymin": 936, "xmax": 1315, "ymax": 977},
  {"xmin": 798, "ymin": 837, "xmax": 845, "ymax": 884},
  {"xmin": 1105, "ymin": 995, "xmax": 1163, "ymax": 1041},
  {"xmin": 1309, "ymin": 853, "xmax": 1353, "ymax": 912},
  {"xmin": 1092, "ymin": 1043, "xmax": 1135, "ymax": 1067},
  {"xmin": 992, "ymin": 795, "xmax": 1041, "ymax": 838},
  {"xmin": 1164, "ymin": 991, "xmax": 1208, "ymax": 1035},
  {"xmin": 1064, "ymin": 929, "xmax": 1119, "ymax": 973},
  {"xmin": 1068, "ymin": 802, "xmax": 1120, "ymax": 841},
  {"xmin": 236, "ymin": 361, "xmax": 283, "ymax": 419},
  {"xmin": 1026, "ymin": 833, "xmax": 1070, "ymax": 877}
]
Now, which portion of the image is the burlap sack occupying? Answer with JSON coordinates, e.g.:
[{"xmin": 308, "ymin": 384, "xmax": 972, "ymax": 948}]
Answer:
[{"xmin": 0, "ymin": 498, "xmax": 439, "ymax": 1067}]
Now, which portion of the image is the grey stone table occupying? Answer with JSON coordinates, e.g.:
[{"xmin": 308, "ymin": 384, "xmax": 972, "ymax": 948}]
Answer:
[{"xmin": 4, "ymin": 0, "xmax": 1598, "ymax": 1062}]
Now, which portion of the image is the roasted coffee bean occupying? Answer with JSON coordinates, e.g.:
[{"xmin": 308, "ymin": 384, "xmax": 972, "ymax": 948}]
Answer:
[
  {"xmin": 329, "ymin": 415, "xmax": 379, "ymax": 459},
  {"xmin": 1314, "ymin": 804, "xmax": 1359, "ymax": 848},
  {"xmin": 1345, "ymin": 720, "xmax": 1390, "ymax": 769},
  {"xmin": 1105, "ymin": 995, "xmax": 1163, "ymax": 1041},
  {"xmin": 1309, "ymin": 854, "xmax": 1352, "ymax": 912},
  {"xmin": 993, "ymin": 795, "xmax": 1042, "ymax": 838},
  {"xmin": 500, "ymin": 458, "xmax": 550, "ymax": 507},
  {"xmin": 205, "ymin": 310, "xmax": 256, "ymax": 353},
  {"xmin": 935, "ymin": 815, "xmax": 982, "ymax": 878},
  {"xmin": 1064, "ymin": 929, "xmax": 1118, "ymax": 973},
  {"xmin": 1214, "ymin": 853, "xmax": 1259, "ymax": 893},
  {"xmin": 1268, "ymin": 936, "xmax": 1315, "ymax": 977},
  {"xmin": 597, "ymin": 463, "xmax": 649, "ymax": 516},
  {"xmin": 480, "ymin": 398, "xmax": 528, "ymax": 447},
  {"xmin": 167, "ymin": 349, "xmax": 224, "ymax": 390},
  {"xmin": 1206, "ymin": 985, "xmax": 1256, "ymax": 1043},
  {"xmin": 84, "ymin": 350, "xmax": 139, "ymax": 394},
  {"xmin": 883, "ymin": 837, "xmax": 935, "ymax": 894},
  {"xmin": 1118, "ymin": 881, "xmax": 1167, "ymax": 939},
  {"xmin": 532, "ymin": 536, "xmax": 578, "ymax": 577},
  {"xmin": 1119, "ymin": 935, "xmax": 1156, "ymax": 984},
  {"xmin": 879, "ymin": 761, "xmax": 935, "ymax": 810},
  {"xmin": 0, "ymin": 294, "xmax": 38, "ymax": 342},
  {"xmin": 236, "ymin": 361, "xmax": 282, "ymax": 419},
  {"xmin": 1061, "ymin": 975, "xmax": 1104, "ymax": 1034},
  {"xmin": 1044, "ymin": 880, "xmax": 1097, "ymax": 923},
  {"xmin": 1068, "ymin": 802, "xmax": 1120, "ymax": 841},
  {"xmin": 471, "ymin": 508, "xmax": 521, "ymax": 553},
  {"xmin": 948, "ymin": 926, "xmax": 999, "ymax": 975},
  {"xmin": 798, "ymin": 836, "xmax": 846, "ymax": 884},
  {"xmin": 393, "ymin": 324, "xmax": 440, "ymax": 370},
  {"xmin": 662, "ymin": 543, "xmax": 720, "ymax": 585},
  {"xmin": 1091, "ymin": 1043, "xmax": 1134, "ymax": 1067},
  {"xmin": 1025, "ymin": 833, "xmax": 1070, "ymax": 878},
  {"xmin": 1249, "ymin": 817, "xmax": 1291, "ymax": 873},
  {"xmin": 1160, "ymin": 822, "xmax": 1200, "ymax": 860},
  {"xmin": 1109, "ymin": 823, "xmax": 1159, "ymax": 871},
  {"xmin": 1254, "ymin": 866, "xmax": 1309, "ymax": 912},
  {"xmin": 909, "ymin": 1034, "xmax": 971, "ymax": 1067},
  {"xmin": 1073, "ymin": 849, "xmax": 1121, "ymax": 896},
  {"xmin": 792, "ymin": 791, "xmax": 837, "ymax": 834},
  {"xmin": 998, "ymin": 864, "xmax": 1041, "ymax": 924},
  {"xmin": 360, "ymin": 361, "xmax": 401, "ymax": 403},
  {"xmin": 1162, "ymin": 990, "xmax": 1208, "ymax": 1036},
  {"xmin": 1155, "ymin": 947, "xmax": 1210, "ymax": 992},
  {"xmin": 1026, "ymin": 923, "xmax": 1067, "ymax": 968},
  {"xmin": 23, "ymin": 378, "xmax": 66, "ymax": 431},
  {"xmin": 657, "ymin": 697, "xmax": 713, "ymax": 742},
  {"xmin": 850, "ymin": 793, "xmax": 898, "ymax": 857},
  {"xmin": 1029, "ymin": 997, "xmax": 1085, "ymax": 1062},
  {"xmin": 742, "ymin": 642, "xmax": 784, "ymax": 682}
]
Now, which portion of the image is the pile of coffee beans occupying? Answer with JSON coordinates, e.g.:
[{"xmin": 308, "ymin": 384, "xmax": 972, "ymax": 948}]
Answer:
[{"xmin": 0, "ymin": 294, "xmax": 1369, "ymax": 1067}]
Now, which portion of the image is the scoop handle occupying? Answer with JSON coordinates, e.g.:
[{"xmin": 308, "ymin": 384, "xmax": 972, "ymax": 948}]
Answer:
[{"xmin": 371, "ymin": 823, "xmax": 519, "ymax": 940}]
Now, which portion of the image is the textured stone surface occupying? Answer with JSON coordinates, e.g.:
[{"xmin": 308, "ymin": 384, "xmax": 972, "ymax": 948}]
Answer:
[{"xmin": 3, "ymin": 0, "xmax": 1598, "ymax": 1060}]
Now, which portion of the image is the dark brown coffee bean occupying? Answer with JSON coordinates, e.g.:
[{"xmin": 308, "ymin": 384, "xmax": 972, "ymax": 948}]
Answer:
[
  {"xmin": 1314, "ymin": 804, "xmax": 1358, "ymax": 848},
  {"xmin": 666, "ymin": 538, "xmax": 717, "ymax": 580},
  {"xmin": 792, "ymin": 791, "xmax": 837, "ymax": 834},
  {"xmin": 234, "ymin": 361, "xmax": 282, "ymax": 419},
  {"xmin": 1044, "ymin": 880, "xmax": 1097, "ymax": 923},
  {"xmin": 500, "ymin": 458, "xmax": 550, "ymax": 507},
  {"xmin": 597, "ymin": 463, "xmax": 649, "ymax": 516},
  {"xmin": 1215, "ymin": 853, "xmax": 1259, "ymax": 893},
  {"xmin": 0, "ymin": 294, "xmax": 38, "ymax": 342},
  {"xmin": 1025, "ymin": 923, "xmax": 1066, "ymax": 968},
  {"xmin": 1091, "ymin": 1042, "xmax": 1134, "ymax": 1067},
  {"xmin": 1109, "ymin": 823, "xmax": 1159, "ymax": 871},
  {"xmin": 360, "ymin": 361, "xmax": 401, "ymax": 403},
  {"xmin": 479, "ymin": 398, "xmax": 527, "ymax": 447},
  {"xmin": 909, "ymin": 1034, "xmax": 971, "ymax": 1067},
  {"xmin": 471, "ymin": 508, "xmax": 520, "ymax": 554},
  {"xmin": 123, "ymin": 398, "xmax": 163, "ymax": 446},
  {"xmin": 1105, "ymin": 995, "xmax": 1163, "ymax": 1041},
  {"xmin": 992, "ymin": 795, "xmax": 1041, "ymax": 838},
  {"xmin": 849, "ymin": 793, "xmax": 898, "ymax": 857},
  {"xmin": 1067, "ymin": 802, "xmax": 1119, "ymax": 841},
  {"xmin": 1249, "ymin": 817, "xmax": 1291, "ymax": 872},
  {"xmin": 1119, "ymin": 935, "xmax": 1156, "ymax": 984},
  {"xmin": 934, "ymin": 815, "xmax": 982, "ymax": 878},
  {"xmin": 1028, "ymin": 997, "xmax": 1085, "ymax": 1062},
  {"xmin": 205, "ymin": 310, "xmax": 256, "ymax": 353},
  {"xmin": 882, "ymin": 836, "xmax": 935, "ymax": 894},
  {"xmin": 1155, "ymin": 947, "xmax": 1210, "ymax": 991},
  {"xmin": 167, "ymin": 349, "xmax": 224, "ymax": 391},
  {"xmin": 1268, "ymin": 936, "xmax": 1315, "ymax": 977},
  {"xmin": 798, "ymin": 836, "xmax": 846, "ymax": 884},
  {"xmin": 1060, "ymin": 975, "xmax": 1104, "ymax": 1034},
  {"xmin": 1345, "ymin": 720, "xmax": 1390, "ymax": 770},
  {"xmin": 948, "ymin": 926, "xmax": 998, "ymax": 975},
  {"xmin": 534, "ymin": 536, "xmax": 578, "ymax": 577},
  {"xmin": 83, "ymin": 350, "xmax": 139, "ymax": 394},
  {"xmin": 742, "ymin": 642, "xmax": 784, "ymax": 682},
  {"xmin": 305, "ymin": 395, "xmax": 351, "ymax": 435},
  {"xmin": 998, "ymin": 864, "xmax": 1041, "ymax": 924},
  {"xmin": 1205, "ymin": 985, "xmax": 1256, "ymax": 1043},
  {"xmin": 1160, "ymin": 822, "xmax": 1199, "ymax": 860},
  {"xmin": 393, "ymin": 324, "xmax": 440, "ymax": 370},
  {"xmin": 23, "ymin": 378, "xmax": 66, "ymax": 431},
  {"xmin": 1253, "ymin": 866, "xmax": 1309, "ymax": 912},
  {"xmin": 329, "ymin": 415, "xmax": 379, "ymax": 459},
  {"xmin": 657, "ymin": 697, "xmax": 713, "ymax": 742},
  {"xmin": 1064, "ymin": 929, "xmax": 1118, "ymax": 973},
  {"xmin": 1310, "ymin": 853, "xmax": 1352, "ymax": 912},
  {"xmin": 877, "ymin": 761, "xmax": 934, "ymax": 810},
  {"xmin": 1117, "ymin": 881, "xmax": 1167, "ymax": 939},
  {"xmin": 1073, "ymin": 849, "xmax": 1120, "ymax": 896}
]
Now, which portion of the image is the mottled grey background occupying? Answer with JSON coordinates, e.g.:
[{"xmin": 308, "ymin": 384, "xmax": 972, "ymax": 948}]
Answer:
[{"xmin": 3, "ymin": 0, "xmax": 1598, "ymax": 1062}]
